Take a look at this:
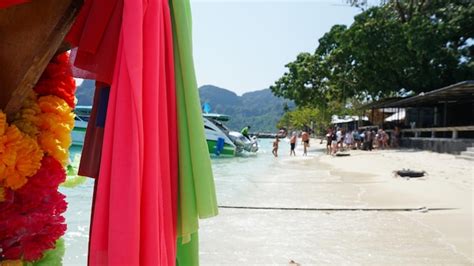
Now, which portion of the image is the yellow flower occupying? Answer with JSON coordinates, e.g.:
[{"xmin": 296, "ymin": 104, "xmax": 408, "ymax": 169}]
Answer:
[
  {"xmin": 11, "ymin": 91, "xmax": 41, "ymax": 138},
  {"xmin": 37, "ymin": 96, "xmax": 74, "ymax": 166},
  {"xmin": 0, "ymin": 111, "xmax": 43, "ymax": 190},
  {"xmin": 0, "ymin": 111, "xmax": 6, "ymax": 136},
  {"xmin": 0, "ymin": 260, "xmax": 22, "ymax": 266}
]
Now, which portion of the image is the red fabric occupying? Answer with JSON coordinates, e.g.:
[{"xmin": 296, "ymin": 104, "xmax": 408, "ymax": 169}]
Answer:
[
  {"xmin": 84, "ymin": 0, "xmax": 178, "ymax": 264},
  {"xmin": 77, "ymin": 83, "xmax": 107, "ymax": 178},
  {"xmin": 65, "ymin": 0, "xmax": 122, "ymax": 84},
  {"xmin": 0, "ymin": 0, "xmax": 29, "ymax": 9}
]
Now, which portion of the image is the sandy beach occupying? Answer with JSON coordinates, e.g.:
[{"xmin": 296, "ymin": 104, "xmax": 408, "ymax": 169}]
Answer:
[{"xmin": 198, "ymin": 139, "xmax": 473, "ymax": 265}]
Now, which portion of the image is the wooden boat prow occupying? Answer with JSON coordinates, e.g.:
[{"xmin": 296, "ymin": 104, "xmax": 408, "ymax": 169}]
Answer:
[{"xmin": 0, "ymin": 0, "xmax": 82, "ymax": 116}]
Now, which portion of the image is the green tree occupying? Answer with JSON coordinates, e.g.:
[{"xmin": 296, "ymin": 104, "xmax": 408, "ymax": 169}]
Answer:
[{"xmin": 271, "ymin": 0, "xmax": 473, "ymax": 108}]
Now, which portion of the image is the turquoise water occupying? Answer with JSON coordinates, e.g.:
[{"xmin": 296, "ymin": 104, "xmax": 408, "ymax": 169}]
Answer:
[
  {"xmin": 60, "ymin": 140, "xmax": 471, "ymax": 265},
  {"xmin": 62, "ymin": 139, "xmax": 293, "ymax": 265}
]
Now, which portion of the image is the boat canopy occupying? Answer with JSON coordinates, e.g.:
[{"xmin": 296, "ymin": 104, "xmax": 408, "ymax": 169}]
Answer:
[
  {"xmin": 74, "ymin": 105, "xmax": 92, "ymax": 115},
  {"xmin": 203, "ymin": 113, "xmax": 230, "ymax": 122}
]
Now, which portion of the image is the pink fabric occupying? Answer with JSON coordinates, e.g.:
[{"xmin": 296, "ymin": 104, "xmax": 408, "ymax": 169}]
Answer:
[{"xmin": 87, "ymin": 0, "xmax": 178, "ymax": 264}]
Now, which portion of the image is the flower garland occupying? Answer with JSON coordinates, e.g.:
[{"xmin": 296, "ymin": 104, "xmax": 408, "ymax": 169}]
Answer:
[
  {"xmin": 0, "ymin": 111, "xmax": 43, "ymax": 190},
  {"xmin": 36, "ymin": 95, "xmax": 75, "ymax": 166},
  {"xmin": 33, "ymin": 53, "xmax": 76, "ymax": 109},
  {"xmin": 11, "ymin": 93, "xmax": 75, "ymax": 167},
  {"xmin": 0, "ymin": 52, "xmax": 75, "ymax": 264}
]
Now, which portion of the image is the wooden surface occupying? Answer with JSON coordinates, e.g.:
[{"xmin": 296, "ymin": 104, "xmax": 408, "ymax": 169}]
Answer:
[{"xmin": 0, "ymin": 0, "xmax": 82, "ymax": 116}]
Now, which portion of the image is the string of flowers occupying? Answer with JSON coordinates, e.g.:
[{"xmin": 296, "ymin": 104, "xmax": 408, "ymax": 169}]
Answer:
[
  {"xmin": 0, "ymin": 52, "xmax": 76, "ymax": 264},
  {"xmin": 0, "ymin": 111, "xmax": 43, "ymax": 190}
]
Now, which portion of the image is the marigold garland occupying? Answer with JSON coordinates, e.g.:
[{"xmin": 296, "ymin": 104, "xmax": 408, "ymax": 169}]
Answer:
[
  {"xmin": 0, "ymin": 52, "xmax": 74, "ymax": 264},
  {"xmin": 0, "ymin": 112, "xmax": 43, "ymax": 190},
  {"xmin": 0, "ymin": 260, "xmax": 22, "ymax": 266},
  {"xmin": 0, "ymin": 186, "xmax": 4, "ymax": 202},
  {"xmin": 34, "ymin": 53, "xmax": 76, "ymax": 109},
  {"xmin": 0, "ymin": 156, "xmax": 67, "ymax": 261},
  {"xmin": 11, "ymin": 92, "xmax": 41, "ymax": 138},
  {"xmin": 36, "ymin": 95, "xmax": 74, "ymax": 166}
]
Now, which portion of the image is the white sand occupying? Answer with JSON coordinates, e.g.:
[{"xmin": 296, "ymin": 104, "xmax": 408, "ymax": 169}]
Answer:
[{"xmin": 199, "ymin": 139, "xmax": 474, "ymax": 265}]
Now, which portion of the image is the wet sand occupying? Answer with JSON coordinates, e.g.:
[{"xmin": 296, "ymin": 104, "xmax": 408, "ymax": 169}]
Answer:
[{"xmin": 199, "ymin": 139, "xmax": 473, "ymax": 265}]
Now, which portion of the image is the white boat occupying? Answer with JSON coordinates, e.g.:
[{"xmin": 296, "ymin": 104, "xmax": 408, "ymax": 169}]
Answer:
[
  {"xmin": 203, "ymin": 114, "xmax": 236, "ymax": 156},
  {"xmin": 203, "ymin": 113, "xmax": 258, "ymax": 156},
  {"xmin": 72, "ymin": 107, "xmax": 258, "ymax": 156},
  {"xmin": 72, "ymin": 106, "xmax": 91, "ymax": 146}
]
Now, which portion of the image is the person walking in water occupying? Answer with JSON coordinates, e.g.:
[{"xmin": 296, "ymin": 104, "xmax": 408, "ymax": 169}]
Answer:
[
  {"xmin": 241, "ymin": 125, "xmax": 251, "ymax": 140},
  {"xmin": 301, "ymin": 131, "xmax": 309, "ymax": 156},
  {"xmin": 272, "ymin": 136, "xmax": 280, "ymax": 157},
  {"xmin": 290, "ymin": 132, "xmax": 297, "ymax": 156}
]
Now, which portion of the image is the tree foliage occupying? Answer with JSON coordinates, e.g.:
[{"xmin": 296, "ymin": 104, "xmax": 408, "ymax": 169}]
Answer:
[{"xmin": 271, "ymin": 0, "xmax": 474, "ymax": 110}]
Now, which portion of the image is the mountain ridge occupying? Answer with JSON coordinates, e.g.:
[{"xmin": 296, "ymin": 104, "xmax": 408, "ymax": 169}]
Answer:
[{"xmin": 76, "ymin": 81, "xmax": 293, "ymax": 132}]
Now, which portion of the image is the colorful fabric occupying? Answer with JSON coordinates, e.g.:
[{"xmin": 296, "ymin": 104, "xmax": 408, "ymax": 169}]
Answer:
[
  {"xmin": 86, "ymin": 0, "xmax": 178, "ymax": 264},
  {"xmin": 65, "ymin": 0, "xmax": 123, "ymax": 84},
  {"xmin": 78, "ymin": 84, "xmax": 108, "ymax": 178},
  {"xmin": 170, "ymin": 0, "xmax": 218, "ymax": 263}
]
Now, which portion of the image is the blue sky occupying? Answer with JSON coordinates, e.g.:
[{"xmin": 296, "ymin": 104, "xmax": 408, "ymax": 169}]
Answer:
[{"xmin": 190, "ymin": 0, "xmax": 361, "ymax": 94}]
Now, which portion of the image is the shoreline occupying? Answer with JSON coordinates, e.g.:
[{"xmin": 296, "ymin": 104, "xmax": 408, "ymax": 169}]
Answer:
[
  {"xmin": 312, "ymin": 140, "xmax": 473, "ymax": 262},
  {"xmin": 198, "ymin": 138, "xmax": 473, "ymax": 264}
]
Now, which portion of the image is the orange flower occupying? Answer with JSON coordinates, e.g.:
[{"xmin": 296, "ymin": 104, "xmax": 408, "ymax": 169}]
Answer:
[
  {"xmin": 36, "ymin": 96, "xmax": 74, "ymax": 166},
  {"xmin": 11, "ymin": 92, "xmax": 41, "ymax": 138},
  {"xmin": 0, "ymin": 186, "xmax": 4, "ymax": 202},
  {"xmin": 0, "ymin": 111, "xmax": 43, "ymax": 190},
  {"xmin": 0, "ymin": 260, "xmax": 22, "ymax": 266}
]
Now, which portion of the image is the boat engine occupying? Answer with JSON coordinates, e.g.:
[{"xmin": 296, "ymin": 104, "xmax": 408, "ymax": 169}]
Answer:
[{"xmin": 228, "ymin": 131, "xmax": 259, "ymax": 153}]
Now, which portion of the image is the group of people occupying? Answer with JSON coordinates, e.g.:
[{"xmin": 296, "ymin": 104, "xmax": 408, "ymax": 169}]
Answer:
[
  {"xmin": 272, "ymin": 131, "xmax": 311, "ymax": 157},
  {"xmin": 270, "ymin": 126, "xmax": 401, "ymax": 158},
  {"xmin": 325, "ymin": 127, "xmax": 400, "ymax": 155}
]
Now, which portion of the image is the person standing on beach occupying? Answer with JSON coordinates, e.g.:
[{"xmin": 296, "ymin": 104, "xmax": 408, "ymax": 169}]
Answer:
[
  {"xmin": 290, "ymin": 132, "xmax": 297, "ymax": 156},
  {"xmin": 391, "ymin": 126, "xmax": 400, "ymax": 148},
  {"xmin": 272, "ymin": 136, "xmax": 280, "ymax": 157},
  {"xmin": 325, "ymin": 128, "xmax": 333, "ymax": 155},
  {"xmin": 363, "ymin": 129, "xmax": 372, "ymax": 151},
  {"xmin": 301, "ymin": 131, "xmax": 309, "ymax": 156},
  {"xmin": 344, "ymin": 130, "xmax": 354, "ymax": 150},
  {"xmin": 336, "ymin": 128, "xmax": 343, "ymax": 151}
]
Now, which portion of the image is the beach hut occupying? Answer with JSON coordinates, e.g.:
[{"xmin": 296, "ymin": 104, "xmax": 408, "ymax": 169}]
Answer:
[{"xmin": 361, "ymin": 81, "xmax": 474, "ymax": 154}]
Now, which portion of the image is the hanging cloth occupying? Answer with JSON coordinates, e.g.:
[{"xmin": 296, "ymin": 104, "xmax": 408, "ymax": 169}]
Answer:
[
  {"xmin": 77, "ymin": 82, "xmax": 109, "ymax": 178},
  {"xmin": 65, "ymin": 0, "xmax": 123, "ymax": 84},
  {"xmin": 170, "ymin": 0, "xmax": 218, "ymax": 264},
  {"xmin": 87, "ymin": 0, "xmax": 178, "ymax": 264}
]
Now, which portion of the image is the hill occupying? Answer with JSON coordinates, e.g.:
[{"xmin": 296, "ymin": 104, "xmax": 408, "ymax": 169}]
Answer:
[
  {"xmin": 76, "ymin": 79, "xmax": 95, "ymax": 106},
  {"xmin": 199, "ymin": 85, "xmax": 294, "ymax": 132},
  {"xmin": 75, "ymin": 81, "xmax": 293, "ymax": 132}
]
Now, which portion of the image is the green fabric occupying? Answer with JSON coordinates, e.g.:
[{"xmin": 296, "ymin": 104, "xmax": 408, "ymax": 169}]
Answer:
[
  {"xmin": 170, "ymin": 0, "xmax": 218, "ymax": 264},
  {"xmin": 241, "ymin": 127, "xmax": 249, "ymax": 136},
  {"xmin": 176, "ymin": 233, "xmax": 199, "ymax": 266}
]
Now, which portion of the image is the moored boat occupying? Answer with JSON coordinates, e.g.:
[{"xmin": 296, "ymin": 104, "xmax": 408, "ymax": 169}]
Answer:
[{"xmin": 72, "ymin": 107, "xmax": 258, "ymax": 157}]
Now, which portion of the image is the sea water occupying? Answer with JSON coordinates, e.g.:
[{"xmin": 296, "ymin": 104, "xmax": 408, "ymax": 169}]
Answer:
[
  {"xmin": 62, "ymin": 139, "xmax": 471, "ymax": 265},
  {"xmin": 62, "ymin": 139, "xmax": 280, "ymax": 265}
]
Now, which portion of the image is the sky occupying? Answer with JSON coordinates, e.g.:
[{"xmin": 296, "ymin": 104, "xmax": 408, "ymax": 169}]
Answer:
[{"xmin": 190, "ymin": 0, "xmax": 361, "ymax": 95}]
